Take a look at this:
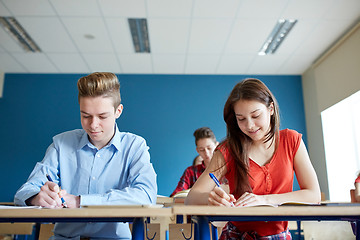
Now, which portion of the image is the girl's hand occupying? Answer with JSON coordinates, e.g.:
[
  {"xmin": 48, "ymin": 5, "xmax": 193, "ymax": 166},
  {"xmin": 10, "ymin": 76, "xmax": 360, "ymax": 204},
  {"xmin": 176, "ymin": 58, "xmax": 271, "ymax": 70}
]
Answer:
[
  {"xmin": 235, "ymin": 192, "xmax": 267, "ymax": 207},
  {"xmin": 208, "ymin": 186, "xmax": 236, "ymax": 207}
]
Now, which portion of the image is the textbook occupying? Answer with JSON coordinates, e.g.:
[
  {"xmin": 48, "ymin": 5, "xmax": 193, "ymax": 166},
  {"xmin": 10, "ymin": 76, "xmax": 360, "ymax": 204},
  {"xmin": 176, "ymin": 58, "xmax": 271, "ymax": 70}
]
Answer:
[{"xmin": 240, "ymin": 201, "xmax": 321, "ymax": 208}]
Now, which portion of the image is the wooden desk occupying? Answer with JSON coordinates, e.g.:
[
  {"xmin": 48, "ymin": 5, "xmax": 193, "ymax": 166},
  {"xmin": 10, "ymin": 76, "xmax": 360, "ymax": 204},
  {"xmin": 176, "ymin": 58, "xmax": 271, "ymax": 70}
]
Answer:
[
  {"xmin": 0, "ymin": 206, "xmax": 172, "ymax": 240},
  {"xmin": 172, "ymin": 204, "xmax": 360, "ymax": 240}
]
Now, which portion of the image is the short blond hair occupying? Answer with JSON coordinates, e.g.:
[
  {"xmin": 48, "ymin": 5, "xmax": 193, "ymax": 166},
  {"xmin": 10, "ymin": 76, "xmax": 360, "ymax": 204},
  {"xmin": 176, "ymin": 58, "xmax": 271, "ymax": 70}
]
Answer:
[{"xmin": 77, "ymin": 72, "xmax": 121, "ymax": 109}]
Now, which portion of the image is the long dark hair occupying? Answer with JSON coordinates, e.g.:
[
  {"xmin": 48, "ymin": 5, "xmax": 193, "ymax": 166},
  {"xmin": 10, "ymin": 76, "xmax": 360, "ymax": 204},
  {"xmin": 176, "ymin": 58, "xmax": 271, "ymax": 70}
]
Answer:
[{"xmin": 223, "ymin": 78, "xmax": 280, "ymax": 196}]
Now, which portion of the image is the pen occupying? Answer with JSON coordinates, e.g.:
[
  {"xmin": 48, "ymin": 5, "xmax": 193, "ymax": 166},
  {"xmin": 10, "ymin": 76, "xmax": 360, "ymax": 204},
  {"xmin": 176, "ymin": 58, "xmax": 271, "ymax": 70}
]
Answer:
[
  {"xmin": 209, "ymin": 173, "xmax": 235, "ymax": 207},
  {"xmin": 46, "ymin": 174, "xmax": 68, "ymax": 208}
]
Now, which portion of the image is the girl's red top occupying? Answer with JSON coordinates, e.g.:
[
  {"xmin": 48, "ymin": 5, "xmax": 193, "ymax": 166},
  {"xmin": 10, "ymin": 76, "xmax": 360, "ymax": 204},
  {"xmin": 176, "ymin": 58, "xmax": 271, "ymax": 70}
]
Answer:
[{"xmin": 218, "ymin": 129, "xmax": 301, "ymax": 236}]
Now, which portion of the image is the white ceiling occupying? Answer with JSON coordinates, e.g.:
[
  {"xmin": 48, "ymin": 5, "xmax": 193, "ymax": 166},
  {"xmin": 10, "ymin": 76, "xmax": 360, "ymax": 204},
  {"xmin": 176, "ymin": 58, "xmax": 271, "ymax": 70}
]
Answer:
[{"xmin": 0, "ymin": 0, "xmax": 359, "ymax": 75}]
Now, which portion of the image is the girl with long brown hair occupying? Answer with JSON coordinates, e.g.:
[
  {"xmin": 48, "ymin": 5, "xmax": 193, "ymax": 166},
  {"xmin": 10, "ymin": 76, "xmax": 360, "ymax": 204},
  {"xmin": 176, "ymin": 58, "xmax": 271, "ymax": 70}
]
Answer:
[{"xmin": 186, "ymin": 78, "xmax": 321, "ymax": 239}]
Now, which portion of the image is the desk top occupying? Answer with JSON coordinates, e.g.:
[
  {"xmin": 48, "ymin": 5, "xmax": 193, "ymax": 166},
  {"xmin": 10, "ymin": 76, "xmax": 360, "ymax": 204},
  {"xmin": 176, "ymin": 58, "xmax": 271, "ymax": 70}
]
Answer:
[
  {"xmin": 0, "ymin": 205, "xmax": 172, "ymax": 219},
  {"xmin": 172, "ymin": 204, "xmax": 360, "ymax": 217}
]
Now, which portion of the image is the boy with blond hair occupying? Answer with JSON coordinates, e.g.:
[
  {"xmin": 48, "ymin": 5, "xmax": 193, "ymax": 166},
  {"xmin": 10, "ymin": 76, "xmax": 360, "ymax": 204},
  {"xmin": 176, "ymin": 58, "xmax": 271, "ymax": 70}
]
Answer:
[{"xmin": 15, "ymin": 72, "xmax": 157, "ymax": 239}]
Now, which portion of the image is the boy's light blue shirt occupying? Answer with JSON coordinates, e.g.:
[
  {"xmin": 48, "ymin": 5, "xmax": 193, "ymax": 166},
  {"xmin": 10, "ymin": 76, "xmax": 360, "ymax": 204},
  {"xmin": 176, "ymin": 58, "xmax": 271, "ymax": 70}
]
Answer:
[{"xmin": 14, "ymin": 124, "xmax": 157, "ymax": 239}]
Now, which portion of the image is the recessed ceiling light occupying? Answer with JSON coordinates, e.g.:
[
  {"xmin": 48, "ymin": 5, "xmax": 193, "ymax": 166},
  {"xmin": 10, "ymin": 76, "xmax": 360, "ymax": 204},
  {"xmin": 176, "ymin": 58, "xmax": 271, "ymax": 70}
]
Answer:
[
  {"xmin": 84, "ymin": 34, "xmax": 95, "ymax": 40},
  {"xmin": 258, "ymin": 19, "xmax": 297, "ymax": 55},
  {"xmin": 0, "ymin": 16, "xmax": 41, "ymax": 53},
  {"xmin": 128, "ymin": 18, "xmax": 150, "ymax": 53}
]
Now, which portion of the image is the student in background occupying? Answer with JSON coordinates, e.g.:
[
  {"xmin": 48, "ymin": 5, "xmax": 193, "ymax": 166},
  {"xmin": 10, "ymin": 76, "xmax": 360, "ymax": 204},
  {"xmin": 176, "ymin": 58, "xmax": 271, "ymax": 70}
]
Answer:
[
  {"xmin": 170, "ymin": 127, "xmax": 218, "ymax": 197},
  {"xmin": 186, "ymin": 78, "xmax": 321, "ymax": 239},
  {"xmin": 14, "ymin": 72, "xmax": 157, "ymax": 240}
]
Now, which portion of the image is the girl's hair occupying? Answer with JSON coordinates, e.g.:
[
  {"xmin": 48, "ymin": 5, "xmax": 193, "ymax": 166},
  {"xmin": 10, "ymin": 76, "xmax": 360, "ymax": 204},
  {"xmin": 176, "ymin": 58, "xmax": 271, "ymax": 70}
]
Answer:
[
  {"xmin": 223, "ymin": 78, "xmax": 280, "ymax": 196},
  {"xmin": 77, "ymin": 72, "xmax": 121, "ymax": 109}
]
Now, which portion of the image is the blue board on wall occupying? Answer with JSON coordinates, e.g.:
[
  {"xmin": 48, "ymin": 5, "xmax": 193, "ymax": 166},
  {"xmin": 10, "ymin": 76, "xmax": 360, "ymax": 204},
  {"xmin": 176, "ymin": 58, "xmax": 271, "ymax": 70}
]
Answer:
[{"xmin": 0, "ymin": 74, "xmax": 303, "ymax": 201}]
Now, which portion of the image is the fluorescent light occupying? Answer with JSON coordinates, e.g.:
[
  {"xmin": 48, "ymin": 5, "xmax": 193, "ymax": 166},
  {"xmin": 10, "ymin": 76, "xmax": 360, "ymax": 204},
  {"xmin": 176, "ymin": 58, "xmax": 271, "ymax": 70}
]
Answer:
[
  {"xmin": 0, "ymin": 16, "xmax": 41, "ymax": 53},
  {"xmin": 258, "ymin": 19, "xmax": 297, "ymax": 55},
  {"xmin": 128, "ymin": 18, "xmax": 150, "ymax": 53}
]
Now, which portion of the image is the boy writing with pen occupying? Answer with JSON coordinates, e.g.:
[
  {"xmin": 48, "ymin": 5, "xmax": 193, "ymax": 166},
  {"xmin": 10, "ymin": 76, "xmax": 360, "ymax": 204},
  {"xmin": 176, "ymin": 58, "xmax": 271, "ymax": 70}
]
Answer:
[{"xmin": 14, "ymin": 72, "xmax": 157, "ymax": 240}]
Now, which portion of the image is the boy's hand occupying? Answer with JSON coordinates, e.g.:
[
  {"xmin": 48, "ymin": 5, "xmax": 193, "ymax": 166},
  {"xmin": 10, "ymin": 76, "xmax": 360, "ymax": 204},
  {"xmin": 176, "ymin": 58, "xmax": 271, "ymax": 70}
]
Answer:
[
  {"xmin": 59, "ymin": 190, "xmax": 80, "ymax": 208},
  {"xmin": 27, "ymin": 181, "xmax": 63, "ymax": 208}
]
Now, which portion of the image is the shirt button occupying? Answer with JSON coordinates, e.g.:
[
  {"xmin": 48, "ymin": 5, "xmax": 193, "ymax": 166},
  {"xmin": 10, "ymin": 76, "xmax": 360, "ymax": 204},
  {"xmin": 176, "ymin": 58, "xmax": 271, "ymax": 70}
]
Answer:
[
  {"xmin": 97, "ymin": 154, "xmax": 101, "ymax": 158},
  {"xmin": 92, "ymin": 176, "xmax": 96, "ymax": 180}
]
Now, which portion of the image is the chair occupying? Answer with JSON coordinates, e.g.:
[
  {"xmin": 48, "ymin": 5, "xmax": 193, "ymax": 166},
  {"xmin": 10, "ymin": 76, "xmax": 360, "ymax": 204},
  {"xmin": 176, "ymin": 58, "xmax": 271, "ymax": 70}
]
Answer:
[
  {"xmin": 0, "ymin": 223, "xmax": 35, "ymax": 240},
  {"xmin": 38, "ymin": 223, "xmax": 55, "ymax": 240}
]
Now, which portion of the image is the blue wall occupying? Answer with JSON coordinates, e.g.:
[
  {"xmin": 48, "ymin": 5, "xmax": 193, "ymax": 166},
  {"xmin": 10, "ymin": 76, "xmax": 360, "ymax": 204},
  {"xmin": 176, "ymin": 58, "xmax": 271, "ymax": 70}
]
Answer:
[{"xmin": 0, "ymin": 74, "xmax": 304, "ymax": 201}]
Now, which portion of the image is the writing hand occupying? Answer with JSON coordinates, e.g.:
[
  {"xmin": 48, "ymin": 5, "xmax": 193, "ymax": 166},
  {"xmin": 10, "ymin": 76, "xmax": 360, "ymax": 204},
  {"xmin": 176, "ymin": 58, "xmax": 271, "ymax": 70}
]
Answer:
[
  {"xmin": 208, "ymin": 186, "xmax": 236, "ymax": 207},
  {"xmin": 28, "ymin": 181, "xmax": 63, "ymax": 208}
]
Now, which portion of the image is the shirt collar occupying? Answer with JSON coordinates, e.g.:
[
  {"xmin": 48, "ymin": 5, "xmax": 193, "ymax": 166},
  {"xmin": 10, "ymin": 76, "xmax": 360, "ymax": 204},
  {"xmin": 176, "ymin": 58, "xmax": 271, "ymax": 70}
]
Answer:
[
  {"xmin": 78, "ymin": 124, "xmax": 121, "ymax": 151},
  {"xmin": 108, "ymin": 124, "xmax": 121, "ymax": 151}
]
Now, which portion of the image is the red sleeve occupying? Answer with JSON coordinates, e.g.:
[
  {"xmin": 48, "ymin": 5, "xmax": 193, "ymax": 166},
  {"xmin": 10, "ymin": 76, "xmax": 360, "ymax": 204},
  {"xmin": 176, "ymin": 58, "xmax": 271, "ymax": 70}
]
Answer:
[{"xmin": 170, "ymin": 167, "xmax": 192, "ymax": 197}]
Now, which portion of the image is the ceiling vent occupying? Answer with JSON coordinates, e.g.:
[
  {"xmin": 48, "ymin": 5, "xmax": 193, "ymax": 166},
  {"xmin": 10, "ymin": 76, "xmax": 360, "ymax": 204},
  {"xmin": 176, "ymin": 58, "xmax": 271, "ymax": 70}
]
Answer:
[
  {"xmin": 128, "ymin": 18, "xmax": 150, "ymax": 53},
  {"xmin": 258, "ymin": 19, "xmax": 297, "ymax": 55},
  {"xmin": 0, "ymin": 17, "xmax": 41, "ymax": 53}
]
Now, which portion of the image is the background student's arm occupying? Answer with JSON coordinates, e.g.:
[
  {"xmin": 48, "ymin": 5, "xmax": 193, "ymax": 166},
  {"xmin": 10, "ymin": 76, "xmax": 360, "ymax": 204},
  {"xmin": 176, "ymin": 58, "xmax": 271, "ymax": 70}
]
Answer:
[
  {"xmin": 170, "ymin": 168, "xmax": 191, "ymax": 197},
  {"xmin": 185, "ymin": 150, "xmax": 235, "ymax": 206},
  {"xmin": 235, "ymin": 139, "xmax": 321, "ymax": 207}
]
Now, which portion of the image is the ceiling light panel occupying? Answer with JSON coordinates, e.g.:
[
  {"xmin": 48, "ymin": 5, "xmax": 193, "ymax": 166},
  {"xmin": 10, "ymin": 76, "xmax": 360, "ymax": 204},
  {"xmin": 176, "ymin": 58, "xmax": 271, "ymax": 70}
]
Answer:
[
  {"xmin": 258, "ymin": 19, "xmax": 297, "ymax": 55},
  {"xmin": 0, "ymin": 17, "xmax": 41, "ymax": 53},
  {"xmin": 128, "ymin": 18, "xmax": 150, "ymax": 53}
]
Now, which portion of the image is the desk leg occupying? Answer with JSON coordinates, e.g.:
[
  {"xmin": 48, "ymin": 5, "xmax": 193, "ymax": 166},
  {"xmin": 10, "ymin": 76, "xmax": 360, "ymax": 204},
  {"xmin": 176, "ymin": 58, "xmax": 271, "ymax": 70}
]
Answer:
[
  {"xmin": 211, "ymin": 224, "xmax": 218, "ymax": 240},
  {"xmin": 192, "ymin": 216, "xmax": 211, "ymax": 240},
  {"xmin": 150, "ymin": 216, "xmax": 173, "ymax": 240},
  {"xmin": 356, "ymin": 220, "xmax": 360, "ymax": 240},
  {"xmin": 132, "ymin": 217, "xmax": 145, "ymax": 240}
]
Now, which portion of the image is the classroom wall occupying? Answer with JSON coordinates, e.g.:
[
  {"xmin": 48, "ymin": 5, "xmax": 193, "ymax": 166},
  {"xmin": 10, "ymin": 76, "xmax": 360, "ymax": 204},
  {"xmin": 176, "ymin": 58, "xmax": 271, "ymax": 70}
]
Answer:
[
  {"xmin": 0, "ymin": 74, "xmax": 304, "ymax": 201},
  {"xmin": 302, "ymin": 22, "xmax": 360, "ymax": 200}
]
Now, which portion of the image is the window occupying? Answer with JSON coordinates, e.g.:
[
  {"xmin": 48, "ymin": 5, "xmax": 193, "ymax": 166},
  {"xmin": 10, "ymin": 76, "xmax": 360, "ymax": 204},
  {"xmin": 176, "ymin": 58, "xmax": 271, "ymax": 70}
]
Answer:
[{"xmin": 321, "ymin": 90, "xmax": 360, "ymax": 201}]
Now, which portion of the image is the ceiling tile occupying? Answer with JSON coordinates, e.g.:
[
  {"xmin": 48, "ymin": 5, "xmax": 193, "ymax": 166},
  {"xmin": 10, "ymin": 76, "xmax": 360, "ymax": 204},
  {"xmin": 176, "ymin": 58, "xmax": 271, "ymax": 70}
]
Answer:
[
  {"xmin": 152, "ymin": 55, "xmax": 185, "ymax": 73},
  {"xmin": 188, "ymin": 19, "xmax": 233, "ymax": 54},
  {"xmin": 185, "ymin": 55, "xmax": 220, "ymax": 74},
  {"xmin": 0, "ymin": 1, "xmax": 11, "ymax": 15},
  {"xmin": 281, "ymin": 0, "xmax": 330, "ymax": 19},
  {"xmin": 147, "ymin": 0, "xmax": 193, "ymax": 18},
  {"xmin": 224, "ymin": 19, "xmax": 276, "ymax": 54},
  {"xmin": 17, "ymin": 17, "xmax": 78, "ymax": 52},
  {"xmin": 61, "ymin": 17, "xmax": 114, "ymax": 53},
  {"xmin": 104, "ymin": 18, "xmax": 134, "ymax": 54},
  {"xmin": 217, "ymin": 55, "xmax": 254, "ymax": 74},
  {"xmin": 193, "ymin": 0, "xmax": 240, "ymax": 18},
  {"xmin": 47, "ymin": 53, "xmax": 89, "ymax": 73},
  {"xmin": 277, "ymin": 54, "xmax": 313, "ymax": 74},
  {"xmin": 2, "ymin": 0, "xmax": 56, "ymax": 16},
  {"xmin": 50, "ymin": 0, "xmax": 101, "ymax": 17},
  {"xmin": 12, "ymin": 53, "xmax": 58, "ymax": 73},
  {"xmin": 149, "ymin": 19, "xmax": 190, "ymax": 54},
  {"xmin": 83, "ymin": 53, "xmax": 122, "ymax": 73},
  {"xmin": 0, "ymin": 53, "xmax": 27, "ymax": 72},
  {"xmin": 294, "ymin": 20, "xmax": 356, "ymax": 60},
  {"xmin": 236, "ymin": 0, "xmax": 288, "ymax": 19},
  {"xmin": 119, "ymin": 54, "xmax": 152, "ymax": 73},
  {"xmin": 247, "ymin": 55, "xmax": 288, "ymax": 74},
  {"xmin": 99, "ymin": 0, "xmax": 146, "ymax": 17},
  {"xmin": 326, "ymin": 0, "xmax": 360, "ymax": 20}
]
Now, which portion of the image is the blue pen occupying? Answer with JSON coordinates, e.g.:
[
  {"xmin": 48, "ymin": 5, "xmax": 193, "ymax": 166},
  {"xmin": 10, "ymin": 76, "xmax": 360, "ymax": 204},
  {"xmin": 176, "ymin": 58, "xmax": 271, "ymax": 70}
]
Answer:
[
  {"xmin": 46, "ymin": 174, "xmax": 68, "ymax": 208},
  {"xmin": 209, "ymin": 173, "xmax": 234, "ymax": 207}
]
